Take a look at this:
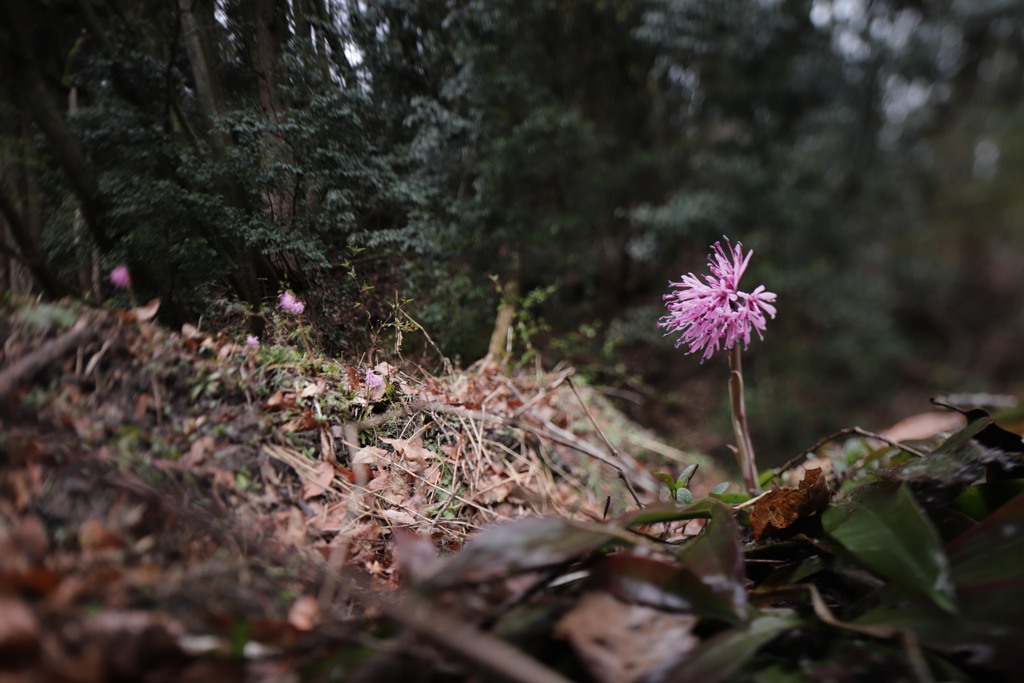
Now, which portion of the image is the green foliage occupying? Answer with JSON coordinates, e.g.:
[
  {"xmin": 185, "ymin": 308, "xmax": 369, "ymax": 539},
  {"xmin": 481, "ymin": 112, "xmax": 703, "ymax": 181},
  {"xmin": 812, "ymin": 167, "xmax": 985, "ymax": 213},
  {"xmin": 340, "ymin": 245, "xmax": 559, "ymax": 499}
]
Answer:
[{"xmin": 4, "ymin": 0, "xmax": 1024, "ymax": 455}]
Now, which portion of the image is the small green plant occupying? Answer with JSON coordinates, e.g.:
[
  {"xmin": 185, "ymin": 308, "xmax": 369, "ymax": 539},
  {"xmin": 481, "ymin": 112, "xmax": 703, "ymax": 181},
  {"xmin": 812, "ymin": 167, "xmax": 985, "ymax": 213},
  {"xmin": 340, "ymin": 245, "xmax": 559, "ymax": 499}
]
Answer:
[{"xmin": 655, "ymin": 463, "xmax": 731, "ymax": 503}]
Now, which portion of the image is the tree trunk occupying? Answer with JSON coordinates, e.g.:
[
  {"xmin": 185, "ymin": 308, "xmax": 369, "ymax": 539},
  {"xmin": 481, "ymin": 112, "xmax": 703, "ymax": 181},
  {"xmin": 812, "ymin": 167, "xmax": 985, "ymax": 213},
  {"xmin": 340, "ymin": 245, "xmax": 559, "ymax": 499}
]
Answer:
[
  {"xmin": 0, "ymin": 182, "xmax": 70, "ymax": 298},
  {"xmin": 1, "ymin": 0, "xmax": 108, "ymax": 253},
  {"xmin": 178, "ymin": 0, "xmax": 228, "ymax": 157}
]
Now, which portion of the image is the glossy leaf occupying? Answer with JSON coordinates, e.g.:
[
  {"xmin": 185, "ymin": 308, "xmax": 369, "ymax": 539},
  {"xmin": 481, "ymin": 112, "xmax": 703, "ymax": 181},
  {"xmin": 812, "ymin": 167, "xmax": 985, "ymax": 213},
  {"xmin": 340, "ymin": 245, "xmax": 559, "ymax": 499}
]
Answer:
[
  {"xmin": 596, "ymin": 554, "xmax": 742, "ymax": 623},
  {"xmin": 677, "ymin": 463, "xmax": 699, "ymax": 486},
  {"xmin": 953, "ymin": 479, "xmax": 1024, "ymax": 521},
  {"xmin": 822, "ymin": 482, "xmax": 956, "ymax": 612},
  {"xmin": 619, "ymin": 500, "xmax": 715, "ymax": 526},
  {"xmin": 656, "ymin": 611, "xmax": 803, "ymax": 683},
  {"xmin": 855, "ymin": 579, "xmax": 1024, "ymax": 670},
  {"xmin": 677, "ymin": 500, "xmax": 748, "ymax": 619},
  {"xmin": 946, "ymin": 490, "xmax": 1024, "ymax": 586},
  {"xmin": 425, "ymin": 517, "xmax": 616, "ymax": 588}
]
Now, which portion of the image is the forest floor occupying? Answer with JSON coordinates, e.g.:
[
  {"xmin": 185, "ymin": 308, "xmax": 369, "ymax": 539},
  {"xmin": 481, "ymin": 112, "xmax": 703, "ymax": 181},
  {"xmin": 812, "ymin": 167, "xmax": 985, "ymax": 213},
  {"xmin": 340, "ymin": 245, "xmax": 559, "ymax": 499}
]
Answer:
[
  {"xmin": 0, "ymin": 299, "xmax": 720, "ymax": 682},
  {"xmin": 2, "ymin": 299, "xmax": 1023, "ymax": 683}
]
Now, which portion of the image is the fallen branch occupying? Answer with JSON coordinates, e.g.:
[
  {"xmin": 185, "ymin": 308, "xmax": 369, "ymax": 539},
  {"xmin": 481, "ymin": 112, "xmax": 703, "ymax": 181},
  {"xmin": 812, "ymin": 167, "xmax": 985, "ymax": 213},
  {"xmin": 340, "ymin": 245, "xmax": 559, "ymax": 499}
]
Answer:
[
  {"xmin": 0, "ymin": 318, "xmax": 94, "ymax": 401},
  {"xmin": 373, "ymin": 592, "xmax": 575, "ymax": 683}
]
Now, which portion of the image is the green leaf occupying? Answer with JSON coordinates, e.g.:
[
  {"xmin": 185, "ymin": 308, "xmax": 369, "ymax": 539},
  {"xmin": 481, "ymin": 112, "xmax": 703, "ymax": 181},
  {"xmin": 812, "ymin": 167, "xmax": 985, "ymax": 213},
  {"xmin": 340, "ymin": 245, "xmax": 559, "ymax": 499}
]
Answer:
[
  {"xmin": 711, "ymin": 481, "xmax": 730, "ymax": 495},
  {"xmin": 677, "ymin": 463, "xmax": 699, "ymax": 487},
  {"xmin": 619, "ymin": 500, "xmax": 716, "ymax": 526},
  {"xmin": 596, "ymin": 554, "xmax": 742, "ymax": 623},
  {"xmin": 425, "ymin": 518, "xmax": 617, "ymax": 589},
  {"xmin": 855, "ymin": 580, "xmax": 1024, "ymax": 669},
  {"xmin": 677, "ymin": 501, "xmax": 748, "ymax": 620},
  {"xmin": 657, "ymin": 611, "xmax": 803, "ymax": 683},
  {"xmin": 953, "ymin": 480, "xmax": 1024, "ymax": 521},
  {"xmin": 710, "ymin": 491, "xmax": 750, "ymax": 505},
  {"xmin": 946, "ymin": 490, "xmax": 1024, "ymax": 586},
  {"xmin": 655, "ymin": 472, "xmax": 678, "ymax": 491},
  {"xmin": 675, "ymin": 487, "xmax": 693, "ymax": 504},
  {"xmin": 822, "ymin": 482, "xmax": 956, "ymax": 612}
]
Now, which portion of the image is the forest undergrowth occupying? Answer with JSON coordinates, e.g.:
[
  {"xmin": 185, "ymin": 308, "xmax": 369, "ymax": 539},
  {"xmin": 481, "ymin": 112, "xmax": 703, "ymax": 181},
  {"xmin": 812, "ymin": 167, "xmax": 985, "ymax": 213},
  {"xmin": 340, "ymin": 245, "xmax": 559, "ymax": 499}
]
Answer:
[{"xmin": 1, "ymin": 298, "xmax": 1023, "ymax": 683}]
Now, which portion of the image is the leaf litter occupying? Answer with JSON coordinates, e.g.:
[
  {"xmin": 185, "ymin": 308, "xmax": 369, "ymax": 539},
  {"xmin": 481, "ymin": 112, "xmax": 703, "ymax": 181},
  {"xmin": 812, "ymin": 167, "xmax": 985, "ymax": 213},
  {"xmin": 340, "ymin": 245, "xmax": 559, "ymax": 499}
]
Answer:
[{"xmin": 2, "ymin": 299, "xmax": 1024, "ymax": 681}]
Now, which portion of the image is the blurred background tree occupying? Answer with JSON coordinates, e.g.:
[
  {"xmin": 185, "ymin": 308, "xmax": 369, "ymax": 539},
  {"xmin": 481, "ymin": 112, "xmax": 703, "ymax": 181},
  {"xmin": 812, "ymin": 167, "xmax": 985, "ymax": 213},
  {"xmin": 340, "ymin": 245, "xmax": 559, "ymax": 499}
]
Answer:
[{"xmin": 1, "ymin": 0, "xmax": 1022, "ymax": 466}]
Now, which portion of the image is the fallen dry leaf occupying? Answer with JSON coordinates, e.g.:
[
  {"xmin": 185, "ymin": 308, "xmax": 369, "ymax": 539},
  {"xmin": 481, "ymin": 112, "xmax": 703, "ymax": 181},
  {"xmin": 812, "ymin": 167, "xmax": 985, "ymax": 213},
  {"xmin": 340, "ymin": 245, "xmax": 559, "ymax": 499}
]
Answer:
[
  {"xmin": 0, "ymin": 596, "xmax": 40, "ymax": 652},
  {"xmin": 129, "ymin": 298, "xmax": 161, "ymax": 322},
  {"xmin": 181, "ymin": 434, "xmax": 216, "ymax": 467},
  {"xmin": 303, "ymin": 461, "xmax": 336, "ymax": 499},
  {"xmin": 301, "ymin": 381, "xmax": 326, "ymax": 399},
  {"xmin": 352, "ymin": 446, "xmax": 388, "ymax": 466},
  {"xmin": 555, "ymin": 591, "xmax": 699, "ymax": 683},
  {"xmin": 381, "ymin": 509, "xmax": 417, "ymax": 526},
  {"xmin": 262, "ymin": 390, "xmax": 297, "ymax": 411},
  {"xmin": 750, "ymin": 468, "xmax": 832, "ymax": 540},
  {"xmin": 287, "ymin": 595, "xmax": 321, "ymax": 631},
  {"xmin": 180, "ymin": 322, "xmax": 202, "ymax": 339},
  {"xmin": 283, "ymin": 411, "xmax": 319, "ymax": 433},
  {"xmin": 78, "ymin": 518, "xmax": 124, "ymax": 551}
]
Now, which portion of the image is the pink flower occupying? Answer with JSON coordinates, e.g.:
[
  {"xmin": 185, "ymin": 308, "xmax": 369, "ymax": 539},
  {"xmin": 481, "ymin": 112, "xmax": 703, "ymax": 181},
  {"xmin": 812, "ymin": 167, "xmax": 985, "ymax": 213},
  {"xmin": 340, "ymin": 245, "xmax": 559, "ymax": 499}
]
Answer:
[
  {"xmin": 109, "ymin": 265, "xmax": 131, "ymax": 289},
  {"xmin": 365, "ymin": 370, "xmax": 384, "ymax": 390},
  {"xmin": 245, "ymin": 335, "xmax": 260, "ymax": 347},
  {"xmin": 279, "ymin": 291, "xmax": 305, "ymax": 315},
  {"xmin": 659, "ymin": 238, "xmax": 777, "ymax": 361}
]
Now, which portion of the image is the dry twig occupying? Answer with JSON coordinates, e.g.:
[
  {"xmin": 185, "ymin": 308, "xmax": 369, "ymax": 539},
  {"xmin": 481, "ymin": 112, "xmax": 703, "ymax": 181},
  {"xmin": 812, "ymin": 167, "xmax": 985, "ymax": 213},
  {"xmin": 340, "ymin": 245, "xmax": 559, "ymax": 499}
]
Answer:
[
  {"xmin": 0, "ymin": 318, "xmax": 94, "ymax": 401},
  {"xmin": 773, "ymin": 426, "xmax": 927, "ymax": 481}
]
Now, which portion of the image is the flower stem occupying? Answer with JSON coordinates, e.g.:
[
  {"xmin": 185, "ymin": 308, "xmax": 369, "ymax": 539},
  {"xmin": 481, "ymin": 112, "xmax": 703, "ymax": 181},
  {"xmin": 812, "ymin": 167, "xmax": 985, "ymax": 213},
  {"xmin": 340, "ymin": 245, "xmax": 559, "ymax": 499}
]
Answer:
[{"xmin": 728, "ymin": 345, "xmax": 760, "ymax": 494}]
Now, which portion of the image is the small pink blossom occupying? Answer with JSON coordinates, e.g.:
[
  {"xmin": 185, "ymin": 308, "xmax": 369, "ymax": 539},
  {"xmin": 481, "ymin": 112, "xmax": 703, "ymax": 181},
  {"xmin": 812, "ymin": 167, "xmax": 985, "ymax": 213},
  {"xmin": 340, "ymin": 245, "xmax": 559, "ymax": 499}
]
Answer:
[
  {"xmin": 659, "ymin": 238, "xmax": 777, "ymax": 361},
  {"xmin": 365, "ymin": 370, "xmax": 384, "ymax": 390},
  {"xmin": 279, "ymin": 291, "xmax": 305, "ymax": 315},
  {"xmin": 109, "ymin": 265, "xmax": 131, "ymax": 289},
  {"xmin": 245, "ymin": 335, "xmax": 260, "ymax": 347}
]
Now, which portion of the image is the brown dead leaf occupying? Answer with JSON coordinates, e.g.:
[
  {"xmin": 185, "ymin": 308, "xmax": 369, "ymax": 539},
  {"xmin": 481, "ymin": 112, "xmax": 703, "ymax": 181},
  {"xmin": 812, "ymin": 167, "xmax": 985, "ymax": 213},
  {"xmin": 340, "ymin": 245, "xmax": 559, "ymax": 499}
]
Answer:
[
  {"xmin": 366, "ymin": 472, "xmax": 410, "ymax": 506},
  {"xmin": 130, "ymin": 298, "xmax": 161, "ymax": 322},
  {"xmin": 555, "ymin": 592, "xmax": 699, "ymax": 683},
  {"xmin": 180, "ymin": 322, "xmax": 200, "ymax": 338},
  {"xmin": 352, "ymin": 446, "xmax": 388, "ymax": 466},
  {"xmin": 393, "ymin": 530, "xmax": 441, "ymax": 584},
  {"xmin": 287, "ymin": 595, "xmax": 321, "ymax": 631},
  {"xmin": 750, "ymin": 468, "xmax": 832, "ymax": 540},
  {"xmin": 181, "ymin": 435, "xmax": 216, "ymax": 467},
  {"xmin": 381, "ymin": 509, "xmax": 418, "ymax": 526},
  {"xmin": 262, "ymin": 390, "xmax": 296, "ymax": 411},
  {"xmin": 78, "ymin": 519, "xmax": 124, "ymax": 551},
  {"xmin": 283, "ymin": 411, "xmax": 319, "ymax": 433},
  {"xmin": 133, "ymin": 392, "xmax": 151, "ymax": 421},
  {"xmin": 0, "ymin": 596, "xmax": 40, "ymax": 654},
  {"xmin": 381, "ymin": 436, "xmax": 435, "ymax": 469},
  {"xmin": 881, "ymin": 411, "xmax": 965, "ymax": 443},
  {"xmin": 303, "ymin": 461, "xmax": 336, "ymax": 499},
  {"xmin": 300, "ymin": 381, "xmax": 326, "ymax": 399}
]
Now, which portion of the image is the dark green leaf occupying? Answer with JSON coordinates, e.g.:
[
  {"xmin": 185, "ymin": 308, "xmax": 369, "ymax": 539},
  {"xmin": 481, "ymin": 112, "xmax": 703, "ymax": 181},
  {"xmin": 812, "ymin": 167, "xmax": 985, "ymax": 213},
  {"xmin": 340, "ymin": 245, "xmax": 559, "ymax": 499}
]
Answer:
[
  {"xmin": 596, "ymin": 554, "xmax": 742, "ymax": 623},
  {"xmin": 677, "ymin": 501, "xmax": 748, "ymax": 620},
  {"xmin": 822, "ymin": 482, "xmax": 956, "ymax": 612},
  {"xmin": 619, "ymin": 500, "xmax": 716, "ymax": 526},
  {"xmin": 855, "ymin": 579, "xmax": 1024, "ymax": 669},
  {"xmin": 657, "ymin": 611, "xmax": 803, "ymax": 683},
  {"xmin": 953, "ymin": 480, "xmax": 1024, "ymax": 521},
  {"xmin": 947, "ymin": 491, "xmax": 1024, "ymax": 586},
  {"xmin": 425, "ymin": 518, "xmax": 616, "ymax": 588}
]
